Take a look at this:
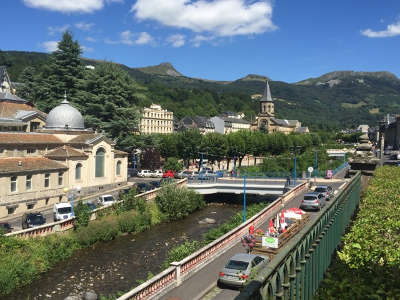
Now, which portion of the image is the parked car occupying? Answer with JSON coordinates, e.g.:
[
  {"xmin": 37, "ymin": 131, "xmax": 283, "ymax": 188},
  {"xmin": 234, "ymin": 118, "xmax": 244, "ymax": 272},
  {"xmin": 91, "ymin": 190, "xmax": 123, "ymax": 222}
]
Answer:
[
  {"xmin": 314, "ymin": 185, "xmax": 334, "ymax": 200},
  {"xmin": 136, "ymin": 182, "xmax": 153, "ymax": 193},
  {"xmin": 163, "ymin": 170, "xmax": 175, "ymax": 178},
  {"xmin": 138, "ymin": 170, "xmax": 153, "ymax": 178},
  {"xmin": 127, "ymin": 168, "xmax": 138, "ymax": 177},
  {"xmin": 98, "ymin": 194, "xmax": 117, "ymax": 206},
  {"xmin": 86, "ymin": 202, "xmax": 97, "ymax": 211},
  {"xmin": 175, "ymin": 170, "xmax": 194, "ymax": 179},
  {"xmin": 22, "ymin": 212, "xmax": 46, "ymax": 229},
  {"xmin": 149, "ymin": 180, "xmax": 161, "ymax": 189},
  {"xmin": 218, "ymin": 253, "xmax": 269, "ymax": 287},
  {"xmin": 153, "ymin": 170, "xmax": 163, "ymax": 178},
  {"xmin": 53, "ymin": 202, "xmax": 73, "ymax": 222},
  {"xmin": 390, "ymin": 152, "xmax": 400, "ymax": 160},
  {"xmin": 300, "ymin": 192, "xmax": 326, "ymax": 211},
  {"xmin": 0, "ymin": 222, "xmax": 13, "ymax": 233}
]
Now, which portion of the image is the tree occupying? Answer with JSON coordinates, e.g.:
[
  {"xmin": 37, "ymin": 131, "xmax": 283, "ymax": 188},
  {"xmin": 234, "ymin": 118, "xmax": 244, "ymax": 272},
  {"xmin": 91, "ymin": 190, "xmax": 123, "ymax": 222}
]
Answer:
[
  {"xmin": 163, "ymin": 157, "xmax": 183, "ymax": 172},
  {"xmin": 201, "ymin": 133, "xmax": 227, "ymax": 169},
  {"xmin": 177, "ymin": 130, "xmax": 202, "ymax": 167}
]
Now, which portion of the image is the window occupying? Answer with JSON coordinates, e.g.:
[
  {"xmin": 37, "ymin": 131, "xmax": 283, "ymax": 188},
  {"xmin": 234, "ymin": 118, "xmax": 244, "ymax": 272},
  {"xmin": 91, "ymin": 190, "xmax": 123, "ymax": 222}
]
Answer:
[
  {"xmin": 58, "ymin": 172, "xmax": 63, "ymax": 185},
  {"xmin": 95, "ymin": 148, "xmax": 105, "ymax": 177},
  {"xmin": 7, "ymin": 207, "xmax": 16, "ymax": 215},
  {"xmin": 46, "ymin": 198, "xmax": 50, "ymax": 205},
  {"xmin": 44, "ymin": 173, "xmax": 50, "ymax": 188},
  {"xmin": 27, "ymin": 203, "xmax": 34, "ymax": 210},
  {"xmin": 26, "ymin": 175, "xmax": 32, "ymax": 190},
  {"xmin": 27, "ymin": 149, "xmax": 36, "ymax": 154},
  {"xmin": 11, "ymin": 176, "xmax": 17, "ymax": 192},
  {"xmin": 75, "ymin": 163, "xmax": 82, "ymax": 180},
  {"xmin": 116, "ymin": 161, "xmax": 121, "ymax": 175}
]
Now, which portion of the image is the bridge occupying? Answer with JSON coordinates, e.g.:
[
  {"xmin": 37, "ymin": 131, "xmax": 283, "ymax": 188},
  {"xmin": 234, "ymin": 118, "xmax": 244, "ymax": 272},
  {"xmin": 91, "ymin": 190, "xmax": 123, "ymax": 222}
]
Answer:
[
  {"xmin": 326, "ymin": 148, "xmax": 353, "ymax": 157},
  {"xmin": 116, "ymin": 170, "xmax": 357, "ymax": 300},
  {"xmin": 187, "ymin": 178, "xmax": 296, "ymax": 195}
]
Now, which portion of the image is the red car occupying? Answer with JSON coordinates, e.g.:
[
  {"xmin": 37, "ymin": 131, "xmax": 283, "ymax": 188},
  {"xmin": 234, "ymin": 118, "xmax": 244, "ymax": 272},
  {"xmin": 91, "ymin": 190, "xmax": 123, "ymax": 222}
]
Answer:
[{"xmin": 163, "ymin": 170, "xmax": 175, "ymax": 178}]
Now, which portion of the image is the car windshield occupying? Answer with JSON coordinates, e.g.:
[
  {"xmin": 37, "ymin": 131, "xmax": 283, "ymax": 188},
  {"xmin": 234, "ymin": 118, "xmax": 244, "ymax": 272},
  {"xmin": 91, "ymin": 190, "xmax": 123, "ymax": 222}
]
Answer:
[
  {"xmin": 314, "ymin": 188, "xmax": 326, "ymax": 193},
  {"xmin": 103, "ymin": 196, "xmax": 114, "ymax": 202},
  {"xmin": 28, "ymin": 215, "xmax": 45, "ymax": 224},
  {"xmin": 183, "ymin": 171, "xmax": 192, "ymax": 174},
  {"xmin": 304, "ymin": 196, "xmax": 317, "ymax": 201},
  {"xmin": 225, "ymin": 260, "xmax": 249, "ymax": 271},
  {"xmin": 57, "ymin": 207, "xmax": 71, "ymax": 214}
]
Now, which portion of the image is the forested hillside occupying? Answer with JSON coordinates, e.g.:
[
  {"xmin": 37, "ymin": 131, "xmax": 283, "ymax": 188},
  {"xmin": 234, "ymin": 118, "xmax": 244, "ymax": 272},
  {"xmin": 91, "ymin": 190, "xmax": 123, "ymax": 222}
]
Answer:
[{"xmin": 1, "ymin": 47, "xmax": 400, "ymax": 130}]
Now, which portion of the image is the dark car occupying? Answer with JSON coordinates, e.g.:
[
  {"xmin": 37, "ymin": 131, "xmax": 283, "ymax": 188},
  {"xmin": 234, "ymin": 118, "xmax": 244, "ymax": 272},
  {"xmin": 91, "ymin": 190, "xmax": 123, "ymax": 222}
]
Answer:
[
  {"xmin": 0, "ymin": 222, "xmax": 13, "ymax": 233},
  {"xmin": 22, "ymin": 213, "xmax": 46, "ymax": 229},
  {"xmin": 86, "ymin": 202, "xmax": 97, "ymax": 211},
  {"xmin": 136, "ymin": 183, "xmax": 153, "ymax": 193},
  {"xmin": 149, "ymin": 181, "xmax": 161, "ymax": 189},
  {"xmin": 127, "ymin": 168, "xmax": 139, "ymax": 177}
]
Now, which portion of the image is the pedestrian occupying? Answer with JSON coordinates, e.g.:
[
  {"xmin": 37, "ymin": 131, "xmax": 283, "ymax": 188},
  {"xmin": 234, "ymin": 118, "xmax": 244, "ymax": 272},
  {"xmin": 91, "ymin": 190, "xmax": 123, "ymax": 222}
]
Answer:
[
  {"xmin": 286, "ymin": 176, "xmax": 291, "ymax": 186},
  {"xmin": 249, "ymin": 224, "xmax": 255, "ymax": 235}
]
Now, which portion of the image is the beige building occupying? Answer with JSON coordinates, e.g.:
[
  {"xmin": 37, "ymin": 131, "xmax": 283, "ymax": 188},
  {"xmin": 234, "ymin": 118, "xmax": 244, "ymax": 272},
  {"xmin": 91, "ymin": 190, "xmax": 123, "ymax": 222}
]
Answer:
[
  {"xmin": 253, "ymin": 81, "xmax": 309, "ymax": 134},
  {"xmin": 139, "ymin": 104, "xmax": 174, "ymax": 134},
  {"xmin": 0, "ymin": 96, "xmax": 128, "ymax": 219}
]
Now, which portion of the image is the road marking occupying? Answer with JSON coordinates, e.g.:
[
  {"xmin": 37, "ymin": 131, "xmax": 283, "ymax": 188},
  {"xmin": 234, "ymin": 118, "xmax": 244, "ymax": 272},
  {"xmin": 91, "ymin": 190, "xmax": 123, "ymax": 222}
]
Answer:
[{"xmin": 200, "ymin": 286, "xmax": 222, "ymax": 300}]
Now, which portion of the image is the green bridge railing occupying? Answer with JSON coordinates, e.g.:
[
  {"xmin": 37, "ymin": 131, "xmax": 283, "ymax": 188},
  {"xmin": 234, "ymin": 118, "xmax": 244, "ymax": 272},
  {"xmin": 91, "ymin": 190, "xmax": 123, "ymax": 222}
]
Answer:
[{"xmin": 236, "ymin": 171, "xmax": 361, "ymax": 300}]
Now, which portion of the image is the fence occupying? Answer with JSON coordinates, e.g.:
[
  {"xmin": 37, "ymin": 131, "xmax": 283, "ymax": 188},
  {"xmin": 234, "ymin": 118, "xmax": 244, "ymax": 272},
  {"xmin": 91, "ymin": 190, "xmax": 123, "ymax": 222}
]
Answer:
[
  {"xmin": 6, "ymin": 179, "xmax": 187, "ymax": 239},
  {"xmin": 117, "ymin": 182, "xmax": 309, "ymax": 300},
  {"xmin": 235, "ymin": 171, "xmax": 361, "ymax": 300}
]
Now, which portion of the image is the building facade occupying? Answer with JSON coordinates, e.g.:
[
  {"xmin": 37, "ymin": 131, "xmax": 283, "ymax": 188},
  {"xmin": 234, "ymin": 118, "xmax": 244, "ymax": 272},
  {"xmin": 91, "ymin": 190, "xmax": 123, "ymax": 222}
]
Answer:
[
  {"xmin": 0, "ymin": 96, "xmax": 128, "ymax": 218},
  {"xmin": 210, "ymin": 116, "xmax": 250, "ymax": 134},
  {"xmin": 139, "ymin": 104, "xmax": 174, "ymax": 134},
  {"xmin": 179, "ymin": 116, "xmax": 215, "ymax": 134}
]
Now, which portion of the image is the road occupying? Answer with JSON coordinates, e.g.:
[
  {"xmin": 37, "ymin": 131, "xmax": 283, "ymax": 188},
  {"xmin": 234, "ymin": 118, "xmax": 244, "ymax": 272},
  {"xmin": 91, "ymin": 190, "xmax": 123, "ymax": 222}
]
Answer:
[{"xmin": 160, "ymin": 179, "xmax": 347, "ymax": 300}]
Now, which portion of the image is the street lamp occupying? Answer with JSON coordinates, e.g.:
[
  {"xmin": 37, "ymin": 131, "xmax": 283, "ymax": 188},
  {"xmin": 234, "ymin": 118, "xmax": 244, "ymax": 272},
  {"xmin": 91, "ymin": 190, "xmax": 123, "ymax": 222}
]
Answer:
[
  {"xmin": 243, "ymin": 175, "xmax": 247, "ymax": 222},
  {"xmin": 289, "ymin": 146, "xmax": 303, "ymax": 186},
  {"xmin": 63, "ymin": 186, "xmax": 81, "ymax": 217},
  {"xmin": 312, "ymin": 149, "xmax": 319, "ymax": 180}
]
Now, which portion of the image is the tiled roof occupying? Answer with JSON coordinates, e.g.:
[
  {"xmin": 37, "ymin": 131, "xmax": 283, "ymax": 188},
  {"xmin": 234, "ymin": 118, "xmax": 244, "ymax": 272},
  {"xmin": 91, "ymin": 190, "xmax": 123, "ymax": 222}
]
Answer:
[
  {"xmin": 221, "ymin": 117, "xmax": 250, "ymax": 124},
  {"xmin": 0, "ymin": 101, "xmax": 45, "ymax": 119},
  {"xmin": 45, "ymin": 146, "xmax": 88, "ymax": 159},
  {"xmin": 0, "ymin": 132, "xmax": 63, "ymax": 144},
  {"xmin": 260, "ymin": 81, "xmax": 273, "ymax": 102},
  {"xmin": 114, "ymin": 149, "xmax": 128, "ymax": 157},
  {"xmin": 0, "ymin": 157, "xmax": 67, "ymax": 175},
  {"xmin": 271, "ymin": 118, "xmax": 299, "ymax": 127},
  {"xmin": 68, "ymin": 133, "xmax": 109, "ymax": 144}
]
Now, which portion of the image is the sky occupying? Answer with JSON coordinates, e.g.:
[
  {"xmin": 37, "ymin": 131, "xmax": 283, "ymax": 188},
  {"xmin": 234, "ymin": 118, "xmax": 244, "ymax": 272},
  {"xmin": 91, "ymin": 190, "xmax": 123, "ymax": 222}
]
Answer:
[{"xmin": 1, "ymin": 0, "xmax": 400, "ymax": 83}]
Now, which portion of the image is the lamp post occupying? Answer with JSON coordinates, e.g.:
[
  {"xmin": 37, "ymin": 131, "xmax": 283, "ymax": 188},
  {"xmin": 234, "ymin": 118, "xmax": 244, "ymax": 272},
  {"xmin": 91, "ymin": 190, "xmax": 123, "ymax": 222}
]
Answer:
[
  {"xmin": 63, "ymin": 186, "xmax": 81, "ymax": 217},
  {"xmin": 133, "ymin": 153, "xmax": 137, "ymax": 170},
  {"xmin": 233, "ymin": 153, "xmax": 237, "ymax": 177},
  {"xmin": 243, "ymin": 175, "xmax": 247, "ymax": 222},
  {"xmin": 312, "ymin": 149, "xmax": 319, "ymax": 181},
  {"xmin": 290, "ymin": 146, "xmax": 303, "ymax": 186}
]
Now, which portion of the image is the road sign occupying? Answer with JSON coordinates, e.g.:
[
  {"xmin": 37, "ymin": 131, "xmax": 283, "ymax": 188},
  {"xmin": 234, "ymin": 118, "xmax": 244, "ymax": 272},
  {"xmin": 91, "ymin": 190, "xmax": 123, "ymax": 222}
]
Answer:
[
  {"xmin": 326, "ymin": 169, "xmax": 333, "ymax": 179},
  {"xmin": 307, "ymin": 166, "xmax": 314, "ymax": 173}
]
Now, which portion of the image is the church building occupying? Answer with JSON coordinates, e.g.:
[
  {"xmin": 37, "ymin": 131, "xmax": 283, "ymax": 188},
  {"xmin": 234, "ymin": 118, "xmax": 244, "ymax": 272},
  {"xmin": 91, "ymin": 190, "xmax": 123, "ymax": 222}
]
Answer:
[{"xmin": 253, "ymin": 81, "xmax": 309, "ymax": 134}]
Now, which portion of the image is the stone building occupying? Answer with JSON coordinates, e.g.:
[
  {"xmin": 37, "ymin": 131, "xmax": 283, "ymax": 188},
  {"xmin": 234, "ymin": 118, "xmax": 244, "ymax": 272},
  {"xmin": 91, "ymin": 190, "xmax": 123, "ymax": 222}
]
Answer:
[
  {"xmin": 0, "ymin": 66, "xmax": 46, "ymax": 132},
  {"xmin": 139, "ymin": 104, "xmax": 174, "ymax": 134},
  {"xmin": 210, "ymin": 116, "xmax": 250, "ymax": 134},
  {"xmin": 179, "ymin": 116, "xmax": 215, "ymax": 134},
  {"xmin": 0, "ymin": 96, "xmax": 128, "ymax": 218},
  {"xmin": 253, "ymin": 81, "xmax": 309, "ymax": 134}
]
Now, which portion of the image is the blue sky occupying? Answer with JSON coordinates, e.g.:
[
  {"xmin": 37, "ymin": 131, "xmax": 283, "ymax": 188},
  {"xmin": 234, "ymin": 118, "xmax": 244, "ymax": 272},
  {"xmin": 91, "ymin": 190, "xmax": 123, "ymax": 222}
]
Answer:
[{"xmin": 1, "ymin": 0, "xmax": 400, "ymax": 82}]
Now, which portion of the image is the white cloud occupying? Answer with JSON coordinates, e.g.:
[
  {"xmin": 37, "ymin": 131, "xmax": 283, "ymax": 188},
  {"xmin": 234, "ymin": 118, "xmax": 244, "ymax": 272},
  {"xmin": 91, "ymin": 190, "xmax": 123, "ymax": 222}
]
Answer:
[
  {"xmin": 136, "ymin": 32, "xmax": 153, "ymax": 45},
  {"xmin": 23, "ymin": 0, "xmax": 123, "ymax": 13},
  {"xmin": 81, "ymin": 45, "xmax": 94, "ymax": 52},
  {"xmin": 48, "ymin": 25, "xmax": 70, "ymax": 35},
  {"xmin": 131, "ymin": 0, "xmax": 276, "ymax": 37},
  {"xmin": 41, "ymin": 41, "xmax": 59, "ymax": 52},
  {"xmin": 107, "ymin": 30, "xmax": 154, "ymax": 45},
  {"xmin": 191, "ymin": 35, "xmax": 215, "ymax": 47},
  {"xmin": 361, "ymin": 20, "xmax": 400, "ymax": 38},
  {"xmin": 86, "ymin": 36, "xmax": 97, "ymax": 42},
  {"xmin": 166, "ymin": 34, "xmax": 185, "ymax": 47},
  {"xmin": 75, "ymin": 22, "xmax": 95, "ymax": 31}
]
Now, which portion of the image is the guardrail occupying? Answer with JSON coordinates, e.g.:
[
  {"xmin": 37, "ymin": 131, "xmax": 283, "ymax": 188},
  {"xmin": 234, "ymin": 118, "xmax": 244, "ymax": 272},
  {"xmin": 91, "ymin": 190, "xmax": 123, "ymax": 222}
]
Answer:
[
  {"xmin": 117, "ymin": 182, "xmax": 308, "ymax": 300},
  {"xmin": 6, "ymin": 179, "xmax": 187, "ymax": 239}
]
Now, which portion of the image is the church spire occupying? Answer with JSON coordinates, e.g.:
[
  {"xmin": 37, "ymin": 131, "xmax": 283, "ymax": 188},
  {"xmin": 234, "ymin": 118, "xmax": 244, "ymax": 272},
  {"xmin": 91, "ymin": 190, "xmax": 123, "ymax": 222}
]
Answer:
[{"xmin": 261, "ymin": 80, "xmax": 273, "ymax": 102}]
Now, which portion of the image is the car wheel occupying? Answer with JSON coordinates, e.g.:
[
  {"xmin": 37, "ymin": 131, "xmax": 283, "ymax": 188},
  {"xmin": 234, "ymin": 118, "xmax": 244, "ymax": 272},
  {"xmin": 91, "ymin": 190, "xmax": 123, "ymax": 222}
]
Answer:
[{"xmin": 217, "ymin": 280, "xmax": 225, "ymax": 289}]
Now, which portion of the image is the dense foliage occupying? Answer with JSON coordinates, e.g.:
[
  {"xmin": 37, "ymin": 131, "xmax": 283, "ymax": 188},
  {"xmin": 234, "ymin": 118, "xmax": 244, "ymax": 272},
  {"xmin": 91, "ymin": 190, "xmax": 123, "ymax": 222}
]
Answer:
[{"xmin": 316, "ymin": 166, "xmax": 400, "ymax": 299}]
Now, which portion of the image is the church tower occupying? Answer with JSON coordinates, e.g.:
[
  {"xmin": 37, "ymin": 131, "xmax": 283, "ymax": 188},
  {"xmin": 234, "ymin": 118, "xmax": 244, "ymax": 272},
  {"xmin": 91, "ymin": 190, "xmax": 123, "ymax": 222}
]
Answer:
[{"xmin": 257, "ymin": 81, "xmax": 274, "ymax": 131}]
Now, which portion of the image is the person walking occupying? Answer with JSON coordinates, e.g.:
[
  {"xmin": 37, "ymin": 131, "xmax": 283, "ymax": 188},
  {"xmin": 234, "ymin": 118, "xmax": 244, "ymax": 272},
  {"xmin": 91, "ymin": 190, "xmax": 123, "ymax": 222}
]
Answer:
[{"xmin": 286, "ymin": 176, "xmax": 291, "ymax": 186}]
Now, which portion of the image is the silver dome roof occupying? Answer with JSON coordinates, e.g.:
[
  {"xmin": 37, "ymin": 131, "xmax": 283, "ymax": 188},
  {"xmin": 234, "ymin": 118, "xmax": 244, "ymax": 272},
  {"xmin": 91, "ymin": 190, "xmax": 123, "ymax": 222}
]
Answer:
[{"xmin": 45, "ymin": 99, "xmax": 85, "ymax": 130}]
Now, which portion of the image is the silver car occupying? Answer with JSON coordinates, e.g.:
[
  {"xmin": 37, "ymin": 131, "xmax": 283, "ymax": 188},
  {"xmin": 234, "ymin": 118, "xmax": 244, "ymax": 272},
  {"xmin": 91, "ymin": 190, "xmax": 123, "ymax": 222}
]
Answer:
[
  {"xmin": 218, "ymin": 253, "xmax": 269, "ymax": 287},
  {"xmin": 314, "ymin": 185, "xmax": 333, "ymax": 200},
  {"xmin": 300, "ymin": 192, "xmax": 326, "ymax": 211}
]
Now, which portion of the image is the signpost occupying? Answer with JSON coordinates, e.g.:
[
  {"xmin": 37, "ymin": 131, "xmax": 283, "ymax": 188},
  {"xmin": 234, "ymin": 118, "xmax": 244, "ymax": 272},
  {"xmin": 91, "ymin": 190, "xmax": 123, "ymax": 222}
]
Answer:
[
  {"xmin": 262, "ymin": 236, "xmax": 279, "ymax": 248},
  {"xmin": 326, "ymin": 169, "xmax": 333, "ymax": 179}
]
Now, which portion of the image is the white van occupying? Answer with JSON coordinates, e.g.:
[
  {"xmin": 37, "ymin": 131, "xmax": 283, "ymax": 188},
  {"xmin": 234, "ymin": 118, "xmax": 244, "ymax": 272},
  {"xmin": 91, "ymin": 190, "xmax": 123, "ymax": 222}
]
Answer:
[
  {"xmin": 98, "ymin": 194, "xmax": 116, "ymax": 206},
  {"xmin": 53, "ymin": 203, "xmax": 73, "ymax": 222}
]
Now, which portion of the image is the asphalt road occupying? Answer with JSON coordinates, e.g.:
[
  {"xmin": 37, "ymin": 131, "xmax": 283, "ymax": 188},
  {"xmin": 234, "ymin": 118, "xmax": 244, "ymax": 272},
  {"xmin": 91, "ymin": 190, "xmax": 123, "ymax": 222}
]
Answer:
[{"xmin": 160, "ymin": 179, "xmax": 347, "ymax": 300}]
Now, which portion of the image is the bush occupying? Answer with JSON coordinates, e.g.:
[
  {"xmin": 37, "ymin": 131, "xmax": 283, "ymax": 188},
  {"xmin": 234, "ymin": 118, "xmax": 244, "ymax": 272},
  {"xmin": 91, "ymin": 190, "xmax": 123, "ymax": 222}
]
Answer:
[
  {"xmin": 75, "ymin": 217, "xmax": 119, "ymax": 246},
  {"xmin": 156, "ymin": 185, "xmax": 204, "ymax": 220},
  {"xmin": 162, "ymin": 241, "xmax": 202, "ymax": 268},
  {"xmin": 75, "ymin": 201, "xmax": 91, "ymax": 228},
  {"xmin": 163, "ymin": 157, "xmax": 183, "ymax": 172},
  {"xmin": 118, "ymin": 211, "xmax": 137, "ymax": 233}
]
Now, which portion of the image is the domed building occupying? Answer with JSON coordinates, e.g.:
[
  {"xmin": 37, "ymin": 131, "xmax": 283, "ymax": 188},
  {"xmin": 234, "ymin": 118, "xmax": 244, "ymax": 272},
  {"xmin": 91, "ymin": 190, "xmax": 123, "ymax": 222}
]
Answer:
[{"xmin": 0, "ymin": 93, "xmax": 128, "ymax": 219}]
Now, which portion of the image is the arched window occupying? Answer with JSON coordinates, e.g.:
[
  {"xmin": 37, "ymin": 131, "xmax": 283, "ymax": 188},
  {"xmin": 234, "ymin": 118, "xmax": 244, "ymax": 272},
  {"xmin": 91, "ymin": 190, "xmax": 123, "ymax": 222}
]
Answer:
[
  {"xmin": 95, "ymin": 148, "xmax": 105, "ymax": 177},
  {"xmin": 75, "ymin": 163, "xmax": 82, "ymax": 180},
  {"xmin": 116, "ymin": 161, "xmax": 121, "ymax": 176}
]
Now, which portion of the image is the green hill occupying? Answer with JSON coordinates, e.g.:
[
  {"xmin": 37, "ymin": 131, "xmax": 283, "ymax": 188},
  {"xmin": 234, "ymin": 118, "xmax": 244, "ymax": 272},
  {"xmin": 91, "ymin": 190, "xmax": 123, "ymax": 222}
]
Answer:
[{"xmin": 1, "ymin": 50, "xmax": 400, "ymax": 130}]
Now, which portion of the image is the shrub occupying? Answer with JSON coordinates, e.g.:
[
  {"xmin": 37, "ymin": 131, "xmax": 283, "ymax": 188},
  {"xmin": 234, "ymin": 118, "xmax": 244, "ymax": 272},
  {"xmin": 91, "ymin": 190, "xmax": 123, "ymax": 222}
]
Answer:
[
  {"xmin": 162, "ymin": 241, "xmax": 202, "ymax": 268},
  {"xmin": 118, "ymin": 211, "xmax": 137, "ymax": 233},
  {"xmin": 75, "ymin": 201, "xmax": 91, "ymax": 228},
  {"xmin": 156, "ymin": 185, "xmax": 204, "ymax": 220},
  {"xmin": 75, "ymin": 217, "xmax": 119, "ymax": 246}
]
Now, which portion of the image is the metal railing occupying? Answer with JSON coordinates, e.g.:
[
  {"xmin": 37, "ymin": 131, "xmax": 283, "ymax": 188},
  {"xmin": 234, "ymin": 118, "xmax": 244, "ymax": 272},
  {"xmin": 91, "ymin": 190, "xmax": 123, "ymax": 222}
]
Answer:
[{"xmin": 235, "ymin": 171, "xmax": 361, "ymax": 300}]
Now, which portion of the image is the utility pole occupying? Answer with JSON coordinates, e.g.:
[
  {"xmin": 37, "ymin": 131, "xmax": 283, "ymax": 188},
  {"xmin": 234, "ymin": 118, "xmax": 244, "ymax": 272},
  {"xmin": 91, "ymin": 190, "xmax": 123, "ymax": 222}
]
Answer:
[{"xmin": 243, "ymin": 175, "xmax": 247, "ymax": 222}]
